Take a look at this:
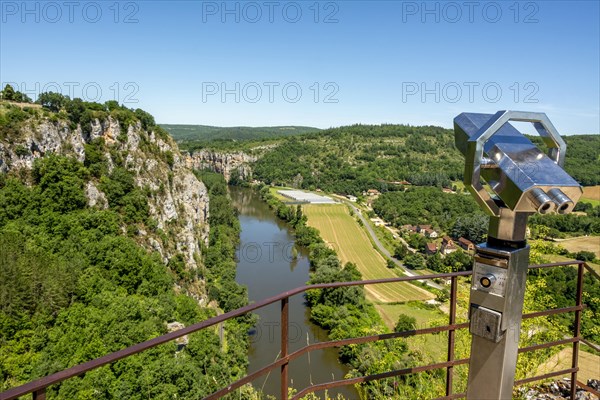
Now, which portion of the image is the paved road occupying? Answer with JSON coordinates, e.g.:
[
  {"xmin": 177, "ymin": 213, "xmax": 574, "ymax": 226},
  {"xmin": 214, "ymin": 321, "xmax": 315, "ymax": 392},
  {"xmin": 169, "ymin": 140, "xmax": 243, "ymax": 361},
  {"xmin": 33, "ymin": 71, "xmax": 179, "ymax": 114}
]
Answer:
[{"xmin": 340, "ymin": 200, "xmax": 444, "ymax": 291}]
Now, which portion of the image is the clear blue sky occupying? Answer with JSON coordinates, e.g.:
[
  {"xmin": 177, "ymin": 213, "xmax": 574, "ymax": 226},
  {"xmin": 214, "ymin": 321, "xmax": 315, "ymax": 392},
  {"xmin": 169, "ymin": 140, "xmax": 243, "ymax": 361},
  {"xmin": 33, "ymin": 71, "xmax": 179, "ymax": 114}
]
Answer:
[{"xmin": 1, "ymin": 1, "xmax": 599, "ymax": 133}]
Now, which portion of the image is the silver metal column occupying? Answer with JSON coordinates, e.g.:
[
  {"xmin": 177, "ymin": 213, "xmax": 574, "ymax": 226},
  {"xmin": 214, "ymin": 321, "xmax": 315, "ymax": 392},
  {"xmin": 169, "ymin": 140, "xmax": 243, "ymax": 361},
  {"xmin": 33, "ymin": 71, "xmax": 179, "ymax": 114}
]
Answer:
[
  {"xmin": 453, "ymin": 111, "xmax": 583, "ymax": 399},
  {"xmin": 467, "ymin": 243, "xmax": 529, "ymax": 399}
]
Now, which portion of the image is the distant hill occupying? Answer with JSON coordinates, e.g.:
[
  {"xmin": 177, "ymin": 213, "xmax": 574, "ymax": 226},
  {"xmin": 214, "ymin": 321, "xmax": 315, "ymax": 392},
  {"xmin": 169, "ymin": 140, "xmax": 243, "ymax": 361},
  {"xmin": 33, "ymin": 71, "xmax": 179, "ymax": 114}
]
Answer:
[
  {"xmin": 160, "ymin": 124, "xmax": 320, "ymax": 143},
  {"xmin": 248, "ymin": 125, "xmax": 600, "ymax": 194},
  {"xmin": 166, "ymin": 121, "xmax": 599, "ymax": 193}
]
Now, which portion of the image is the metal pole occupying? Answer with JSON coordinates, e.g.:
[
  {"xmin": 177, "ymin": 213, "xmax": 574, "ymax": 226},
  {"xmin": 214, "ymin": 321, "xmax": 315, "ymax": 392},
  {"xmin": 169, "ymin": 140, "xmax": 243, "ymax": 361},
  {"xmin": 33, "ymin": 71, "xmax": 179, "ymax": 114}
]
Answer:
[
  {"xmin": 446, "ymin": 276, "xmax": 457, "ymax": 396},
  {"xmin": 32, "ymin": 390, "xmax": 45, "ymax": 400},
  {"xmin": 466, "ymin": 212, "xmax": 531, "ymax": 399},
  {"xmin": 281, "ymin": 297, "xmax": 289, "ymax": 400},
  {"xmin": 570, "ymin": 263, "xmax": 584, "ymax": 399}
]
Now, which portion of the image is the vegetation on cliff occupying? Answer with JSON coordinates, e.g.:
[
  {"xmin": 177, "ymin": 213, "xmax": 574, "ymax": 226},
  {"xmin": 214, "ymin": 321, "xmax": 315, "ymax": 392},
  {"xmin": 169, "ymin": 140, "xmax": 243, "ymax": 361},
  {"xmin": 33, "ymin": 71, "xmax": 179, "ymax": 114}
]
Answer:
[{"xmin": 0, "ymin": 92, "xmax": 251, "ymax": 398}]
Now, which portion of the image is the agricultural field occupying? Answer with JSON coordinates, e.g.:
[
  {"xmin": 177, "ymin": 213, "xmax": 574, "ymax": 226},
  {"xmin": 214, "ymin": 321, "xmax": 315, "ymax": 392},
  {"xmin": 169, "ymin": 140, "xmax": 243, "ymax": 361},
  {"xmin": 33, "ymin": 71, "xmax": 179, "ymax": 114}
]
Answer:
[
  {"xmin": 536, "ymin": 348, "xmax": 600, "ymax": 382},
  {"xmin": 375, "ymin": 302, "xmax": 445, "ymax": 331},
  {"xmin": 554, "ymin": 236, "xmax": 600, "ymax": 258},
  {"xmin": 544, "ymin": 254, "xmax": 600, "ymax": 274},
  {"xmin": 303, "ymin": 204, "xmax": 434, "ymax": 304},
  {"xmin": 581, "ymin": 185, "xmax": 600, "ymax": 206}
]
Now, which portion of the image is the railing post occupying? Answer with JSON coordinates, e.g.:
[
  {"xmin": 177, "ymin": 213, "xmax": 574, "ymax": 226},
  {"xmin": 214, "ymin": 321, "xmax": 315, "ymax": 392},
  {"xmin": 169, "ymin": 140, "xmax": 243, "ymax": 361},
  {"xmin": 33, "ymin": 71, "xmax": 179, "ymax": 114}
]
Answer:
[
  {"xmin": 570, "ymin": 262, "xmax": 584, "ymax": 399},
  {"xmin": 281, "ymin": 297, "xmax": 289, "ymax": 400},
  {"xmin": 32, "ymin": 389, "xmax": 46, "ymax": 400},
  {"xmin": 446, "ymin": 276, "xmax": 457, "ymax": 396}
]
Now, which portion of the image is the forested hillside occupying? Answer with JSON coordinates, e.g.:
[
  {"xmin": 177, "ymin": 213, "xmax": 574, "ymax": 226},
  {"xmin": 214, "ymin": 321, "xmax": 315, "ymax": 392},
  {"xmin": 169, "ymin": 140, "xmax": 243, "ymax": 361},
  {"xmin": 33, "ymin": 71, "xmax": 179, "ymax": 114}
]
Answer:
[
  {"xmin": 220, "ymin": 124, "xmax": 599, "ymax": 195},
  {"xmin": 0, "ymin": 91, "xmax": 252, "ymax": 398},
  {"xmin": 162, "ymin": 124, "xmax": 320, "ymax": 148},
  {"xmin": 253, "ymin": 124, "xmax": 464, "ymax": 194}
]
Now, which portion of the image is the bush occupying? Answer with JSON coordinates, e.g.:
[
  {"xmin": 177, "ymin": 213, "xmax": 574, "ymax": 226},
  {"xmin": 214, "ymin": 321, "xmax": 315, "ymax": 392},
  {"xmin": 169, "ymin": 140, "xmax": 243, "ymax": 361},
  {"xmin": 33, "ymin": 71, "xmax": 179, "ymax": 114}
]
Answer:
[
  {"xmin": 575, "ymin": 250, "xmax": 596, "ymax": 262},
  {"xmin": 394, "ymin": 314, "xmax": 417, "ymax": 332},
  {"xmin": 404, "ymin": 253, "xmax": 426, "ymax": 270}
]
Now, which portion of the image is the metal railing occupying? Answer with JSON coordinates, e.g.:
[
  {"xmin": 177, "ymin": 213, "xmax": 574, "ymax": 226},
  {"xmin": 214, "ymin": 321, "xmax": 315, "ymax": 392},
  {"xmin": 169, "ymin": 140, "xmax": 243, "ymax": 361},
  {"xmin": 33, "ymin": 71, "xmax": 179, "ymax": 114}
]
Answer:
[{"xmin": 1, "ymin": 260, "xmax": 599, "ymax": 400}]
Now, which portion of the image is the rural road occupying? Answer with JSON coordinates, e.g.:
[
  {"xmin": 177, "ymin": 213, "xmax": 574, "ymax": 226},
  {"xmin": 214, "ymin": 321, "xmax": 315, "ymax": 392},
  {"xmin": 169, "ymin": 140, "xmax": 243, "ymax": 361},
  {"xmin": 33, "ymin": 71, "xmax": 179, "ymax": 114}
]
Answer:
[{"xmin": 341, "ymin": 200, "xmax": 444, "ymax": 291}]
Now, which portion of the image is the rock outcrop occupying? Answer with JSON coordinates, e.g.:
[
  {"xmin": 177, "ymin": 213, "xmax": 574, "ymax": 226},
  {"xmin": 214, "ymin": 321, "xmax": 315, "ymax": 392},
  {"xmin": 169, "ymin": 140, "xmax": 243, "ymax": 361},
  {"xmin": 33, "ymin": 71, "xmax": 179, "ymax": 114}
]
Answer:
[
  {"xmin": 187, "ymin": 150, "xmax": 256, "ymax": 182},
  {"xmin": 0, "ymin": 115, "xmax": 209, "ymax": 275}
]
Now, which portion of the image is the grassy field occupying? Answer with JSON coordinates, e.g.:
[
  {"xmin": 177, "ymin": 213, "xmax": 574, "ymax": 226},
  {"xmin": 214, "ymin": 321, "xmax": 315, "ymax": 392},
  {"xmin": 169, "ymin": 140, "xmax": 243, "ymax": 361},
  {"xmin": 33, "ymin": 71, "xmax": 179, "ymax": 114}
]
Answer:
[
  {"xmin": 554, "ymin": 236, "xmax": 600, "ymax": 258},
  {"xmin": 581, "ymin": 185, "xmax": 600, "ymax": 206},
  {"xmin": 536, "ymin": 348, "xmax": 600, "ymax": 382},
  {"xmin": 375, "ymin": 302, "xmax": 449, "ymax": 360},
  {"xmin": 544, "ymin": 254, "xmax": 600, "ymax": 274},
  {"xmin": 375, "ymin": 302, "xmax": 445, "ymax": 330},
  {"xmin": 303, "ymin": 204, "xmax": 433, "ymax": 303}
]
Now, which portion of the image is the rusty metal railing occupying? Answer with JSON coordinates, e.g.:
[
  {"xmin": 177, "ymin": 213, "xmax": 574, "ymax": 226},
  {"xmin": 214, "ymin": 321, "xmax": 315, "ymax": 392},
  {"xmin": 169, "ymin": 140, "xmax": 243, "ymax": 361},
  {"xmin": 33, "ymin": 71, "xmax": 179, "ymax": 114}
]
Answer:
[{"xmin": 1, "ymin": 261, "xmax": 598, "ymax": 400}]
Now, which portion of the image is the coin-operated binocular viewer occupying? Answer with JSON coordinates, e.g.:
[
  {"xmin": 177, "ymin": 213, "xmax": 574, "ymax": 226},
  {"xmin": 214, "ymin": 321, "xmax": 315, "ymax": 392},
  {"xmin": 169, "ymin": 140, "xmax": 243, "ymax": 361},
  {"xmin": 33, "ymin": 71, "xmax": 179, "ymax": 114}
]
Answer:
[{"xmin": 454, "ymin": 111, "xmax": 582, "ymax": 399}]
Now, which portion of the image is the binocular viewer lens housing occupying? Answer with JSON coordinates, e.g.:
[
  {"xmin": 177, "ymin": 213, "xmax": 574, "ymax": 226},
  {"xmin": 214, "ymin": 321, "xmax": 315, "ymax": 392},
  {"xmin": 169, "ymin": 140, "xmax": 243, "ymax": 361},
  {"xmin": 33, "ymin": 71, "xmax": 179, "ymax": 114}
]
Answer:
[
  {"xmin": 454, "ymin": 112, "xmax": 582, "ymax": 216},
  {"xmin": 528, "ymin": 187, "xmax": 573, "ymax": 215}
]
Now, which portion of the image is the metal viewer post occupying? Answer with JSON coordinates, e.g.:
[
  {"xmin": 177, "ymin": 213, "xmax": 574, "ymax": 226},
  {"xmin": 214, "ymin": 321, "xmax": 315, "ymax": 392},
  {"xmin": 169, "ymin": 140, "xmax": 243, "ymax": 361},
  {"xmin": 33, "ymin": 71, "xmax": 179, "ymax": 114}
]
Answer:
[{"xmin": 454, "ymin": 111, "xmax": 582, "ymax": 399}]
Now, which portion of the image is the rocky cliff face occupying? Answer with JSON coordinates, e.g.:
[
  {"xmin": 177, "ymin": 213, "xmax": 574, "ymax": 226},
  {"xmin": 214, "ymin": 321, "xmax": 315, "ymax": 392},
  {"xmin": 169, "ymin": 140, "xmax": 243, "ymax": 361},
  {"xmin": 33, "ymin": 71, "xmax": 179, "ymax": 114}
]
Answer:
[
  {"xmin": 187, "ymin": 150, "xmax": 256, "ymax": 182},
  {"xmin": 0, "ymin": 115, "xmax": 209, "ymax": 279}
]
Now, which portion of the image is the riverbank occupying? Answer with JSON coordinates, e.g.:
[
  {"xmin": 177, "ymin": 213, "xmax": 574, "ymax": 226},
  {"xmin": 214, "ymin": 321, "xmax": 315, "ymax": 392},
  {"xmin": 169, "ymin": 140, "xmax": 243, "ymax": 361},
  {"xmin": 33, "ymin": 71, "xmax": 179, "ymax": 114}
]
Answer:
[
  {"xmin": 256, "ymin": 184, "xmax": 449, "ymax": 399},
  {"xmin": 230, "ymin": 186, "xmax": 357, "ymax": 399}
]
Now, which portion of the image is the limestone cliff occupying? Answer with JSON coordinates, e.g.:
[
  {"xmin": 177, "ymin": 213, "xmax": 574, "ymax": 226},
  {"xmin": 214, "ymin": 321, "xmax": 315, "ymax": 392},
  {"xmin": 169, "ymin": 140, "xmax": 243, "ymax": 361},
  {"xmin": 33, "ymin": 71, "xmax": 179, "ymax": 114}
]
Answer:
[
  {"xmin": 0, "ymin": 113, "xmax": 209, "ymax": 283},
  {"xmin": 186, "ymin": 149, "xmax": 256, "ymax": 182}
]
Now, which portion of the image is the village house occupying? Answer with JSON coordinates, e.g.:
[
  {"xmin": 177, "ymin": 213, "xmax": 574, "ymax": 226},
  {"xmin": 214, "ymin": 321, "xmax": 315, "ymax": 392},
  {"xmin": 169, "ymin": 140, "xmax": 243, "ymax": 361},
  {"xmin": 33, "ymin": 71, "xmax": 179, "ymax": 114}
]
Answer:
[
  {"xmin": 370, "ymin": 217, "xmax": 384, "ymax": 227},
  {"xmin": 366, "ymin": 189, "xmax": 381, "ymax": 196},
  {"xmin": 416, "ymin": 225, "xmax": 431, "ymax": 233},
  {"xmin": 441, "ymin": 236, "xmax": 457, "ymax": 255},
  {"xmin": 401, "ymin": 224, "xmax": 417, "ymax": 232},
  {"xmin": 458, "ymin": 237, "xmax": 475, "ymax": 252},
  {"xmin": 346, "ymin": 195, "xmax": 358, "ymax": 202},
  {"xmin": 423, "ymin": 228, "xmax": 438, "ymax": 238},
  {"xmin": 417, "ymin": 225, "xmax": 438, "ymax": 238},
  {"xmin": 426, "ymin": 242, "xmax": 438, "ymax": 255}
]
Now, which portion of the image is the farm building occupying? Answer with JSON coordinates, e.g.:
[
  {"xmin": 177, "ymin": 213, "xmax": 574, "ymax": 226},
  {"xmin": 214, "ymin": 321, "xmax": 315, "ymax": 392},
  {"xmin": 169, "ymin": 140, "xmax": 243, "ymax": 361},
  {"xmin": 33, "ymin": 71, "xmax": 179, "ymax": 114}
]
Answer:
[
  {"xmin": 278, "ymin": 190, "xmax": 337, "ymax": 204},
  {"xmin": 441, "ymin": 236, "xmax": 457, "ymax": 255},
  {"xmin": 426, "ymin": 243, "xmax": 438, "ymax": 255},
  {"xmin": 458, "ymin": 237, "xmax": 475, "ymax": 252}
]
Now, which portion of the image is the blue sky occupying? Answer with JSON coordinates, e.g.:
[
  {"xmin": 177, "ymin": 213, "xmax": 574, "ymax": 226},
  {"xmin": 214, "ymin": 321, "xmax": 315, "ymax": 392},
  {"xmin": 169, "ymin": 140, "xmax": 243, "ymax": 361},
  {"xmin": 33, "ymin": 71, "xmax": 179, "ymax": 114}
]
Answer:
[{"xmin": 1, "ymin": 1, "xmax": 599, "ymax": 133}]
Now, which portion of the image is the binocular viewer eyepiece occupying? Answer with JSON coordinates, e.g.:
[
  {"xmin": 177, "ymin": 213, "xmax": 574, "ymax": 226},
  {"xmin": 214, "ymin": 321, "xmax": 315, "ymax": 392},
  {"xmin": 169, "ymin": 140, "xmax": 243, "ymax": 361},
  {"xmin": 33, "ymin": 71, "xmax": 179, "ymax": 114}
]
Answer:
[
  {"xmin": 529, "ymin": 187, "xmax": 573, "ymax": 214},
  {"xmin": 454, "ymin": 111, "xmax": 582, "ymax": 217}
]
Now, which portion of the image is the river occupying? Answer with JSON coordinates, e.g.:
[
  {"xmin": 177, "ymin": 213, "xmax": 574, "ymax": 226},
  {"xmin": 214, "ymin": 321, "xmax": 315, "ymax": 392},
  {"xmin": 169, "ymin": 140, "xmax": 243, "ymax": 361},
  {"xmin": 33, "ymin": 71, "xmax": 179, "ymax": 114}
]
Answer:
[{"xmin": 230, "ymin": 186, "xmax": 358, "ymax": 399}]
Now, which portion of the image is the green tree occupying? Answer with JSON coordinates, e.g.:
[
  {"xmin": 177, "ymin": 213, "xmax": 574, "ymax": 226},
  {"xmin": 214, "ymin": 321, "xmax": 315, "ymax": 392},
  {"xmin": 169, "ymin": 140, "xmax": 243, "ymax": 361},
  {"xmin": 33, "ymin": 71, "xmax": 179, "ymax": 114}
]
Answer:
[
  {"xmin": 394, "ymin": 314, "xmax": 417, "ymax": 332},
  {"xmin": 394, "ymin": 242, "xmax": 409, "ymax": 259},
  {"xmin": 443, "ymin": 250, "xmax": 473, "ymax": 272},
  {"xmin": 404, "ymin": 253, "xmax": 425, "ymax": 270},
  {"xmin": 426, "ymin": 252, "xmax": 444, "ymax": 272},
  {"xmin": 451, "ymin": 214, "xmax": 488, "ymax": 243},
  {"xmin": 37, "ymin": 91, "xmax": 68, "ymax": 112},
  {"xmin": 1, "ymin": 84, "xmax": 16, "ymax": 100}
]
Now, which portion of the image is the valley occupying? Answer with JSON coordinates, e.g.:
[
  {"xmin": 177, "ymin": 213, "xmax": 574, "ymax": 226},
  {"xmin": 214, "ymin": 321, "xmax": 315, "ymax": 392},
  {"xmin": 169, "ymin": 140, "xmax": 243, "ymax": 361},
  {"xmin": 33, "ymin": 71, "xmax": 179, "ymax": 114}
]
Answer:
[{"xmin": 1, "ymin": 92, "xmax": 599, "ymax": 399}]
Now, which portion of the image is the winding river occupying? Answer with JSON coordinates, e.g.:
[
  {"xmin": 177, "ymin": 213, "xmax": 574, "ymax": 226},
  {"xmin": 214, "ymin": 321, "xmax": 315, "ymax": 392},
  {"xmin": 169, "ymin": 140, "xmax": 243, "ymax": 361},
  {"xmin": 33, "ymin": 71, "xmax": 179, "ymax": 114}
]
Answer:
[{"xmin": 231, "ymin": 186, "xmax": 357, "ymax": 399}]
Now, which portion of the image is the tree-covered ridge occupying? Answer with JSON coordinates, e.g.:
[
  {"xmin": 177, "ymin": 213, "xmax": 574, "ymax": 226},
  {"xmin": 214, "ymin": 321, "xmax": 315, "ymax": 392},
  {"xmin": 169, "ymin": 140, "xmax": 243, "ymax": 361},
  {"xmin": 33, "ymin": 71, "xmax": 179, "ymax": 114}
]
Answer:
[
  {"xmin": 0, "ymin": 88, "xmax": 210, "ymax": 275},
  {"xmin": 372, "ymin": 187, "xmax": 485, "ymax": 234},
  {"xmin": 0, "ymin": 156, "xmax": 251, "ymax": 398},
  {"xmin": 530, "ymin": 134, "xmax": 600, "ymax": 186},
  {"xmin": 162, "ymin": 124, "xmax": 320, "ymax": 145},
  {"xmin": 248, "ymin": 124, "xmax": 599, "ymax": 195},
  {"xmin": 252, "ymin": 124, "xmax": 464, "ymax": 195}
]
